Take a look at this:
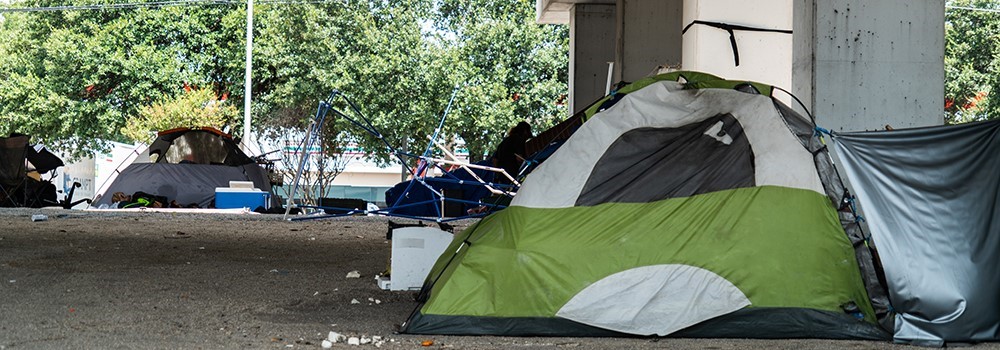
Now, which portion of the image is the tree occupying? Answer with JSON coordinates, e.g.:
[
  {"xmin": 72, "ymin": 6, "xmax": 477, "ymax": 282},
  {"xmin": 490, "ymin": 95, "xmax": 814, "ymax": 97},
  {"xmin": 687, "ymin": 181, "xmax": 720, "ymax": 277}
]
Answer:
[
  {"xmin": 0, "ymin": 0, "xmax": 568, "ymax": 164},
  {"xmin": 121, "ymin": 87, "xmax": 239, "ymax": 143},
  {"xmin": 434, "ymin": 0, "xmax": 569, "ymax": 161},
  {"xmin": 0, "ymin": 2, "xmax": 245, "ymax": 155},
  {"xmin": 257, "ymin": 127, "xmax": 353, "ymax": 206},
  {"xmin": 945, "ymin": 0, "xmax": 1000, "ymax": 123},
  {"xmin": 249, "ymin": 0, "xmax": 568, "ymax": 164}
]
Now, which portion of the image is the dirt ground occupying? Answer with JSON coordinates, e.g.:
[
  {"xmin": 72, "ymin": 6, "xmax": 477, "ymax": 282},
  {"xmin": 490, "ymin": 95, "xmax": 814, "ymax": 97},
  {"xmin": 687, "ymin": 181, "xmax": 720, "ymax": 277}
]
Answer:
[{"xmin": 0, "ymin": 208, "xmax": 997, "ymax": 350}]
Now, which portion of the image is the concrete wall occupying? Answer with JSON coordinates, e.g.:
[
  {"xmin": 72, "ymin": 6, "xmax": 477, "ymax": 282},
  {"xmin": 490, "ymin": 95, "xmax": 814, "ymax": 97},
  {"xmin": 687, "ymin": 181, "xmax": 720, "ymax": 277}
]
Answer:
[
  {"xmin": 615, "ymin": 0, "xmax": 683, "ymax": 82},
  {"xmin": 542, "ymin": 0, "xmax": 945, "ymax": 131},
  {"xmin": 682, "ymin": 0, "xmax": 793, "ymax": 98},
  {"xmin": 333, "ymin": 172, "xmax": 401, "ymax": 187},
  {"xmin": 569, "ymin": 4, "xmax": 616, "ymax": 114},
  {"xmin": 793, "ymin": 0, "xmax": 944, "ymax": 132}
]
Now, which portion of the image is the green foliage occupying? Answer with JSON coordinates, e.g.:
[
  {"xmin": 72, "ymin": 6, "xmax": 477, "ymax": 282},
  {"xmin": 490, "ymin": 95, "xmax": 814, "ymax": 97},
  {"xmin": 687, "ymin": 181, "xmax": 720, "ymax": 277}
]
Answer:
[
  {"xmin": 0, "ymin": 2, "xmax": 245, "ymax": 156},
  {"xmin": 945, "ymin": 0, "xmax": 1000, "ymax": 123},
  {"xmin": 121, "ymin": 87, "xmax": 239, "ymax": 143},
  {"xmin": 252, "ymin": 0, "xmax": 568, "ymax": 162},
  {"xmin": 0, "ymin": 0, "xmax": 568, "ymax": 162},
  {"xmin": 435, "ymin": 0, "xmax": 569, "ymax": 160}
]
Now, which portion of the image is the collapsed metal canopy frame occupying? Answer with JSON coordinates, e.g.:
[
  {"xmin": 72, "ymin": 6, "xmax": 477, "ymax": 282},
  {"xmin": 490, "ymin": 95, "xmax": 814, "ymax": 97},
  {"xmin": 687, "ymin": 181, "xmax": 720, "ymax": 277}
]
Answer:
[{"xmin": 282, "ymin": 88, "xmax": 519, "ymax": 223}]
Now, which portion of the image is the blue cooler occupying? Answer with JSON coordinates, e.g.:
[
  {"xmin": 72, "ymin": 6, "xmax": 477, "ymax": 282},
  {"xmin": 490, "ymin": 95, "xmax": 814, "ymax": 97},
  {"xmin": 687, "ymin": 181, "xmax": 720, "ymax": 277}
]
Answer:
[{"xmin": 215, "ymin": 188, "xmax": 270, "ymax": 209}]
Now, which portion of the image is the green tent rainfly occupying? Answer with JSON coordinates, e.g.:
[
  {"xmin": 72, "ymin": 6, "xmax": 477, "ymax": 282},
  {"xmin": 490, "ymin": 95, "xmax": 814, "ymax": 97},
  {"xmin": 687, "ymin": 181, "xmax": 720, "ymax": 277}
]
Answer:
[{"xmin": 401, "ymin": 72, "xmax": 891, "ymax": 339}]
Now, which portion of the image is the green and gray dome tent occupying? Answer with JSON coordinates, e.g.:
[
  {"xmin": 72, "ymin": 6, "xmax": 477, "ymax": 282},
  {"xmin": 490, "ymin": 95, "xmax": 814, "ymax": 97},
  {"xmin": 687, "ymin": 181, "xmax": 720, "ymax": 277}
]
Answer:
[{"xmin": 401, "ymin": 72, "xmax": 891, "ymax": 339}]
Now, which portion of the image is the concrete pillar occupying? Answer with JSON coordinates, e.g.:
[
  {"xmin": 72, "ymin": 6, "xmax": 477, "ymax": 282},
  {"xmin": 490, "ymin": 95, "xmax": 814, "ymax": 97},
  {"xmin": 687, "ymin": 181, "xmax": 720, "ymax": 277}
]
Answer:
[
  {"xmin": 793, "ymin": 0, "xmax": 944, "ymax": 132},
  {"xmin": 615, "ymin": 0, "xmax": 684, "ymax": 82},
  {"xmin": 569, "ymin": 4, "xmax": 616, "ymax": 114},
  {"xmin": 681, "ymin": 0, "xmax": 793, "ymax": 95}
]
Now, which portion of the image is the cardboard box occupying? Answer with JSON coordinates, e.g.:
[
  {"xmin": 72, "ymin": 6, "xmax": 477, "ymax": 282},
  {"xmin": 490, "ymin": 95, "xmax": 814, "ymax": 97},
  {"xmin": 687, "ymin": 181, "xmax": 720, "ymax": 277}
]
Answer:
[{"xmin": 215, "ymin": 188, "xmax": 270, "ymax": 209}]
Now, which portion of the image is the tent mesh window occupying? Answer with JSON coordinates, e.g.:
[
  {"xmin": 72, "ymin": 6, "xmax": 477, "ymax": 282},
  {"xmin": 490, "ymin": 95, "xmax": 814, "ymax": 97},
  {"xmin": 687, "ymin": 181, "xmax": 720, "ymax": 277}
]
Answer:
[
  {"xmin": 576, "ymin": 114, "xmax": 755, "ymax": 206},
  {"xmin": 163, "ymin": 132, "xmax": 231, "ymax": 165}
]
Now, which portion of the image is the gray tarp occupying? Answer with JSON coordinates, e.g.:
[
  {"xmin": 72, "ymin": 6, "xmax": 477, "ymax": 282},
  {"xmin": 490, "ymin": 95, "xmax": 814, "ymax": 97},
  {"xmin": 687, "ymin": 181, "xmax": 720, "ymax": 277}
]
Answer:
[
  {"xmin": 833, "ymin": 119, "xmax": 1000, "ymax": 346},
  {"xmin": 93, "ymin": 163, "xmax": 277, "ymax": 209}
]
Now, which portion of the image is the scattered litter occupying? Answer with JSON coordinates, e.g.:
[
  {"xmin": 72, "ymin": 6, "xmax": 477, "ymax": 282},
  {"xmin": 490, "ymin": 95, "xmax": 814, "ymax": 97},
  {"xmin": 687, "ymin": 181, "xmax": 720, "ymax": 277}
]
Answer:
[
  {"xmin": 309, "ymin": 237, "xmax": 316, "ymax": 241},
  {"xmin": 321, "ymin": 332, "xmax": 386, "ymax": 349},
  {"xmin": 285, "ymin": 345, "xmax": 294, "ymax": 348},
  {"xmin": 367, "ymin": 297, "xmax": 374, "ymax": 302},
  {"xmin": 328, "ymin": 331, "xmax": 345, "ymax": 343},
  {"xmin": 350, "ymin": 299, "xmax": 361, "ymax": 304},
  {"xmin": 375, "ymin": 299, "xmax": 382, "ymax": 305},
  {"xmin": 164, "ymin": 231, "xmax": 190, "ymax": 239},
  {"xmin": 346, "ymin": 271, "xmax": 361, "ymax": 278},
  {"xmin": 356, "ymin": 235, "xmax": 363, "ymax": 239},
  {"xmin": 198, "ymin": 246, "xmax": 205, "ymax": 250},
  {"xmin": 8, "ymin": 280, "xmax": 14, "ymax": 283},
  {"xmin": 313, "ymin": 291, "xmax": 319, "ymax": 296},
  {"xmin": 30, "ymin": 214, "xmax": 47, "ymax": 222},
  {"xmin": 421, "ymin": 340, "xmax": 434, "ymax": 346}
]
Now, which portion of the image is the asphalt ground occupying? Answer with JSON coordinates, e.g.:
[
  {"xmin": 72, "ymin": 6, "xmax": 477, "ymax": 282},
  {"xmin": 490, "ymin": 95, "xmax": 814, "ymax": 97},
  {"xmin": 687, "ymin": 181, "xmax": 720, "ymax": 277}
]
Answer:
[{"xmin": 1, "ymin": 208, "xmax": 997, "ymax": 349}]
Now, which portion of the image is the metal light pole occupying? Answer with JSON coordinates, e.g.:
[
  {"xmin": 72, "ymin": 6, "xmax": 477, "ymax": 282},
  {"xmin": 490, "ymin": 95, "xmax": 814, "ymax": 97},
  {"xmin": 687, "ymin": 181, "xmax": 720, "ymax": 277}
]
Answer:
[{"xmin": 242, "ymin": 0, "xmax": 253, "ymax": 152}]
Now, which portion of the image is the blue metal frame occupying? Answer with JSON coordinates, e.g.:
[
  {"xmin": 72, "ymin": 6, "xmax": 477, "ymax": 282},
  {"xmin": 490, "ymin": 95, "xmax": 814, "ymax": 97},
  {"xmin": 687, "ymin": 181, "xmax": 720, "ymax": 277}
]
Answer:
[{"xmin": 285, "ymin": 87, "xmax": 518, "ymax": 222}]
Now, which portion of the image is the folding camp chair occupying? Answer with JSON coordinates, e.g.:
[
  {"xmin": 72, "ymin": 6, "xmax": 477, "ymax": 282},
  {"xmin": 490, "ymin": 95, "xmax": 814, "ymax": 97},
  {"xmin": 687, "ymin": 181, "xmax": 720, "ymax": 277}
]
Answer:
[
  {"xmin": 23, "ymin": 144, "xmax": 87, "ymax": 208},
  {"xmin": 0, "ymin": 135, "xmax": 30, "ymax": 207},
  {"xmin": 58, "ymin": 182, "xmax": 92, "ymax": 209}
]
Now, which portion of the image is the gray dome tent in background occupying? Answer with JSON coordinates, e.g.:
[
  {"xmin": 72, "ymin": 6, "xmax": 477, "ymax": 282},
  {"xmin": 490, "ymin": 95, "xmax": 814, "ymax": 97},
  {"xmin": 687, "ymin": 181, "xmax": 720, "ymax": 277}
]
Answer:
[{"xmin": 92, "ymin": 127, "xmax": 278, "ymax": 209}]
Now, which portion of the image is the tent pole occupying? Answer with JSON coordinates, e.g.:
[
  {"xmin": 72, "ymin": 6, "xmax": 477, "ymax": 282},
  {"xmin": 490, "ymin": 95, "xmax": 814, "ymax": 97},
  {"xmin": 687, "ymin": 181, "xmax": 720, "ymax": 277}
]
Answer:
[
  {"xmin": 282, "ymin": 125, "xmax": 312, "ymax": 220},
  {"xmin": 283, "ymin": 102, "xmax": 326, "ymax": 220},
  {"xmin": 605, "ymin": 62, "xmax": 614, "ymax": 95}
]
